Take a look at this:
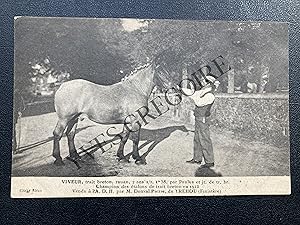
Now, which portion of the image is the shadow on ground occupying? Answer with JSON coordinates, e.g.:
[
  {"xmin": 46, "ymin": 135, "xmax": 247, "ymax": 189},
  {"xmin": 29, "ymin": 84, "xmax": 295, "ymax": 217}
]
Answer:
[
  {"xmin": 12, "ymin": 125, "xmax": 191, "ymax": 177},
  {"xmin": 195, "ymin": 167, "xmax": 222, "ymax": 177},
  {"xmin": 126, "ymin": 125, "xmax": 189, "ymax": 160}
]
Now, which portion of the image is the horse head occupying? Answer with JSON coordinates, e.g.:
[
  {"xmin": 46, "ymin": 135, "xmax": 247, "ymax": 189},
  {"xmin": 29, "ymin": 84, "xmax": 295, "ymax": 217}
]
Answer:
[{"xmin": 150, "ymin": 58, "xmax": 176, "ymax": 90}]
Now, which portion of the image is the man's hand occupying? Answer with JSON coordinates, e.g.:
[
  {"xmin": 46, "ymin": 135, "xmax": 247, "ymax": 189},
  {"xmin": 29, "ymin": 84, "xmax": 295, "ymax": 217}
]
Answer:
[
  {"xmin": 181, "ymin": 87, "xmax": 195, "ymax": 96},
  {"xmin": 183, "ymin": 89, "xmax": 215, "ymax": 107}
]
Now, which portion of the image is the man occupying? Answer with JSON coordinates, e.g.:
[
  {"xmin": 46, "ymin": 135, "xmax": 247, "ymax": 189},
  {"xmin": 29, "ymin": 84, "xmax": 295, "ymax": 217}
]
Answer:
[{"xmin": 182, "ymin": 76, "xmax": 218, "ymax": 168}]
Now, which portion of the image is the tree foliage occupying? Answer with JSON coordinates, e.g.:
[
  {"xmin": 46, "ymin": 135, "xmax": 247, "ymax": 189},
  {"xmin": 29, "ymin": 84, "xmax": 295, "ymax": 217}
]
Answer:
[
  {"xmin": 15, "ymin": 17, "xmax": 135, "ymax": 89},
  {"xmin": 131, "ymin": 20, "xmax": 288, "ymax": 91},
  {"xmin": 14, "ymin": 18, "xmax": 288, "ymax": 97}
]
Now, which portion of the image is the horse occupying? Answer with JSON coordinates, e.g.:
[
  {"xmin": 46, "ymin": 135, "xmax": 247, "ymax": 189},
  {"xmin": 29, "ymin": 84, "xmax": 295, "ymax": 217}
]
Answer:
[{"xmin": 52, "ymin": 61, "xmax": 166, "ymax": 166}]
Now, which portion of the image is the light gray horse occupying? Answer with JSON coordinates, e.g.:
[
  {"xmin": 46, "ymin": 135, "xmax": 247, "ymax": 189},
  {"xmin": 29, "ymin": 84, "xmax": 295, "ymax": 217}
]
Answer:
[{"xmin": 52, "ymin": 62, "xmax": 165, "ymax": 166}]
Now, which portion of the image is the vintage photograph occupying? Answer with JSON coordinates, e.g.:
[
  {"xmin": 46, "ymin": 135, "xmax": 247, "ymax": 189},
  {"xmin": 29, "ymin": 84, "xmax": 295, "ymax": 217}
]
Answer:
[{"xmin": 12, "ymin": 17, "xmax": 289, "ymax": 196}]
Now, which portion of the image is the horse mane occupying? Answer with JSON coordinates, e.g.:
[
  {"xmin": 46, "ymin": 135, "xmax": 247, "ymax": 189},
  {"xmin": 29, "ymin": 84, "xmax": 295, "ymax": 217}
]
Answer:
[
  {"xmin": 121, "ymin": 50, "xmax": 170, "ymax": 82},
  {"xmin": 121, "ymin": 62, "xmax": 151, "ymax": 82}
]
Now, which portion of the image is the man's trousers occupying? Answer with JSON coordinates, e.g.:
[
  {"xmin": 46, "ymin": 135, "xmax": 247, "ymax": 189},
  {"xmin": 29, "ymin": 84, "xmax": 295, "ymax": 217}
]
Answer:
[{"xmin": 193, "ymin": 116, "xmax": 214, "ymax": 163}]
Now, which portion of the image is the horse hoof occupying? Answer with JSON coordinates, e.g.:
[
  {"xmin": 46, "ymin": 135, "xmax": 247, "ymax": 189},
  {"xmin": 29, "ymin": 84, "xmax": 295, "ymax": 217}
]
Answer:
[
  {"xmin": 135, "ymin": 159, "xmax": 147, "ymax": 165},
  {"xmin": 54, "ymin": 159, "xmax": 65, "ymax": 166},
  {"xmin": 70, "ymin": 153, "xmax": 81, "ymax": 160},
  {"xmin": 132, "ymin": 154, "xmax": 140, "ymax": 160},
  {"xmin": 118, "ymin": 158, "xmax": 130, "ymax": 163}
]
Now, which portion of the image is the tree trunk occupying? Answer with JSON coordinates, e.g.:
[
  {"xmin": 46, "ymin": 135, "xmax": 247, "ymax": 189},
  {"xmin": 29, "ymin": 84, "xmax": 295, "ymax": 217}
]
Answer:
[{"xmin": 227, "ymin": 69, "xmax": 235, "ymax": 93}]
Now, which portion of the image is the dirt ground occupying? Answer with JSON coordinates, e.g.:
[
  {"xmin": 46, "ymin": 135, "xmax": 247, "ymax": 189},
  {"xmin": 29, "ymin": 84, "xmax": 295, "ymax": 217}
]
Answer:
[{"xmin": 12, "ymin": 112, "xmax": 290, "ymax": 177}]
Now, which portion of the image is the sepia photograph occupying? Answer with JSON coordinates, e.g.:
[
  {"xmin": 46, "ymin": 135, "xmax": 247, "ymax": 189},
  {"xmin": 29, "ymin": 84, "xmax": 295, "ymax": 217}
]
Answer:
[{"xmin": 11, "ymin": 17, "xmax": 290, "ymax": 197}]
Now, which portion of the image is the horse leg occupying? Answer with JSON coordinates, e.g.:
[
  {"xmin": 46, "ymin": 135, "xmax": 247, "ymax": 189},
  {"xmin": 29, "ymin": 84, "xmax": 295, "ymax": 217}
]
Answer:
[
  {"xmin": 133, "ymin": 131, "xmax": 146, "ymax": 165},
  {"xmin": 53, "ymin": 118, "xmax": 68, "ymax": 166},
  {"xmin": 131, "ymin": 129, "xmax": 144, "ymax": 163},
  {"xmin": 116, "ymin": 127, "xmax": 130, "ymax": 162},
  {"xmin": 66, "ymin": 118, "xmax": 80, "ymax": 159}
]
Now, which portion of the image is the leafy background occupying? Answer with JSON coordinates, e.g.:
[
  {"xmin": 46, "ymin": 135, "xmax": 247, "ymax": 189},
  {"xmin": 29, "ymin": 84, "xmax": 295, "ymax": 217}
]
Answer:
[
  {"xmin": 14, "ymin": 18, "xmax": 288, "ymax": 97},
  {"xmin": 1, "ymin": 0, "xmax": 300, "ymax": 225}
]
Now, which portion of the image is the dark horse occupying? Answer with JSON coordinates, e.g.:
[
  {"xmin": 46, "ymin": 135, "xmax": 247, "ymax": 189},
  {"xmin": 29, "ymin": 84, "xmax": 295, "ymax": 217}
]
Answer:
[{"xmin": 52, "ymin": 62, "xmax": 165, "ymax": 166}]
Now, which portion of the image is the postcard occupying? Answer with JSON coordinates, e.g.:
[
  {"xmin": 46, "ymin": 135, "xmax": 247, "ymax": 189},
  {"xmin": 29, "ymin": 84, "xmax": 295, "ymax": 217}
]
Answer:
[{"xmin": 11, "ymin": 17, "xmax": 290, "ymax": 197}]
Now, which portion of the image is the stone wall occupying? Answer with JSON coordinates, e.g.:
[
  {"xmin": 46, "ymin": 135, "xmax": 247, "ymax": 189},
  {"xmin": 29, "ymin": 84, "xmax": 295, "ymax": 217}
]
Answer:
[{"xmin": 160, "ymin": 93, "xmax": 289, "ymax": 146}]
